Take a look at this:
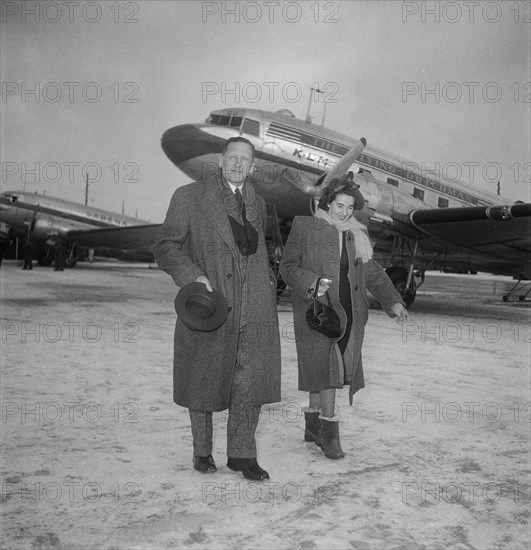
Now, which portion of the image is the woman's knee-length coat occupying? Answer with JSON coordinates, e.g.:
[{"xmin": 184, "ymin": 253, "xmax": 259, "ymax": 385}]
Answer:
[
  {"xmin": 280, "ymin": 216, "xmax": 404, "ymax": 404},
  {"xmin": 154, "ymin": 176, "xmax": 281, "ymax": 412}
]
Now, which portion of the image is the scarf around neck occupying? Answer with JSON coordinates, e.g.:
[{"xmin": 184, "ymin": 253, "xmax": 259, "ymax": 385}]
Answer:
[
  {"xmin": 220, "ymin": 175, "xmax": 258, "ymax": 256},
  {"xmin": 315, "ymin": 208, "xmax": 373, "ymax": 263}
]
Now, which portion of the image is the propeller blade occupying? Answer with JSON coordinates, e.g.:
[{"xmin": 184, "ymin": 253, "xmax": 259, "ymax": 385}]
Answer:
[{"xmin": 320, "ymin": 137, "xmax": 367, "ymax": 189}]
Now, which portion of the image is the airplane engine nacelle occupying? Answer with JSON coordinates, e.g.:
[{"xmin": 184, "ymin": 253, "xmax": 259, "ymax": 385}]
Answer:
[
  {"xmin": 363, "ymin": 180, "xmax": 424, "ymax": 239},
  {"xmin": 30, "ymin": 216, "xmax": 55, "ymax": 240}
]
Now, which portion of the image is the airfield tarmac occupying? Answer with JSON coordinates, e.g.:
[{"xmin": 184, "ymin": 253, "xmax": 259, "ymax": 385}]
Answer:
[{"xmin": 1, "ymin": 260, "xmax": 530, "ymax": 550}]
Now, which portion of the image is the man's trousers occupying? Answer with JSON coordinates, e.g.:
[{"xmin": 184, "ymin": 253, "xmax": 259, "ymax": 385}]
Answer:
[{"xmin": 188, "ymin": 328, "xmax": 261, "ymax": 458}]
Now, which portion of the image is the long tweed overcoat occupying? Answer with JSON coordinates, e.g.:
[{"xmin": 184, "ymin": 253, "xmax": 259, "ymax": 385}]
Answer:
[
  {"xmin": 154, "ymin": 175, "xmax": 281, "ymax": 411},
  {"xmin": 280, "ymin": 216, "xmax": 404, "ymax": 404}
]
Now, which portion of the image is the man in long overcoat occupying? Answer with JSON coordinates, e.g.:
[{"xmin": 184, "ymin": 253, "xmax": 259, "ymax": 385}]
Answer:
[{"xmin": 154, "ymin": 137, "xmax": 281, "ymax": 481}]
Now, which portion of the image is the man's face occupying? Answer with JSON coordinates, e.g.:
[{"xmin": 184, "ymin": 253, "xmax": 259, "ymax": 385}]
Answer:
[{"xmin": 220, "ymin": 142, "xmax": 255, "ymax": 186}]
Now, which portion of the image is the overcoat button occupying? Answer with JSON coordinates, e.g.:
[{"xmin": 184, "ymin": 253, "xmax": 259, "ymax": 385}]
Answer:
[
  {"xmin": 228, "ymin": 307, "xmax": 232, "ymax": 312},
  {"xmin": 354, "ymin": 285, "xmax": 359, "ymax": 291},
  {"xmin": 227, "ymin": 273, "xmax": 233, "ymax": 279}
]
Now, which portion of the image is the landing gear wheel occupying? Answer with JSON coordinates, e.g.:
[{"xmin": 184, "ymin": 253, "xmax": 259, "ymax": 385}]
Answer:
[
  {"xmin": 386, "ymin": 266, "xmax": 416, "ymax": 309},
  {"xmin": 37, "ymin": 250, "xmax": 54, "ymax": 266},
  {"xmin": 65, "ymin": 244, "xmax": 77, "ymax": 268}
]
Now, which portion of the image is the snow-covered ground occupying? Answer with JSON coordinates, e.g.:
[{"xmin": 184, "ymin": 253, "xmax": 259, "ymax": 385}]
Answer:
[{"xmin": 1, "ymin": 261, "xmax": 529, "ymax": 549}]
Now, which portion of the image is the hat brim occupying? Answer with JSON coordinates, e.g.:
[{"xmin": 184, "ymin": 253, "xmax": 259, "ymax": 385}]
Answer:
[{"xmin": 174, "ymin": 282, "xmax": 229, "ymax": 332}]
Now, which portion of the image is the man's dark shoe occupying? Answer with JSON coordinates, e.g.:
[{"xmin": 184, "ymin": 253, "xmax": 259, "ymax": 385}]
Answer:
[
  {"xmin": 193, "ymin": 454, "xmax": 217, "ymax": 473},
  {"xmin": 227, "ymin": 457, "xmax": 270, "ymax": 481}
]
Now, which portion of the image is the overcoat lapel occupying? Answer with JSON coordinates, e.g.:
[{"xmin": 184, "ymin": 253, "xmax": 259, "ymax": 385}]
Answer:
[{"xmin": 202, "ymin": 179, "xmax": 239, "ymax": 257}]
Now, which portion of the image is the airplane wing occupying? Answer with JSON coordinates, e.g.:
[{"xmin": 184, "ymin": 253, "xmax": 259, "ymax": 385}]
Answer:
[
  {"xmin": 409, "ymin": 202, "xmax": 531, "ymax": 270},
  {"xmin": 67, "ymin": 224, "xmax": 161, "ymax": 252}
]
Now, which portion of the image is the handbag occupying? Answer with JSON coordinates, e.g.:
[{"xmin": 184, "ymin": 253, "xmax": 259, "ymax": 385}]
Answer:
[{"xmin": 305, "ymin": 278, "xmax": 342, "ymax": 338}]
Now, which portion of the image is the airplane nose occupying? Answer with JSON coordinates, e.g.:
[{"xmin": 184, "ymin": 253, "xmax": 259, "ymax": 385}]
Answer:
[{"xmin": 161, "ymin": 124, "xmax": 225, "ymax": 167}]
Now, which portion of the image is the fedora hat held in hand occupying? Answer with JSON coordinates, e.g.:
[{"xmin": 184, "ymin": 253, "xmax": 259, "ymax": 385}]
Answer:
[{"xmin": 174, "ymin": 282, "xmax": 229, "ymax": 332}]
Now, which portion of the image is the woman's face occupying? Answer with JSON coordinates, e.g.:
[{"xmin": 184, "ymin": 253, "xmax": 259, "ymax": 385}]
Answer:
[{"xmin": 328, "ymin": 193, "xmax": 355, "ymax": 223}]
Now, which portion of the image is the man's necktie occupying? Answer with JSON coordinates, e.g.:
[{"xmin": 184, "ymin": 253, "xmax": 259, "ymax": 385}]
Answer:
[
  {"xmin": 234, "ymin": 187, "xmax": 249, "ymax": 255},
  {"xmin": 234, "ymin": 188, "xmax": 247, "ymax": 224}
]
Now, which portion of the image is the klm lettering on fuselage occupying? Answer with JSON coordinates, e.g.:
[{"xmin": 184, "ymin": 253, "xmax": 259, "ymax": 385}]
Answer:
[
  {"xmin": 357, "ymin": 153, "xmax": 480, "ymax": 205},
  {"xmin": 293, "ymin": 148, "xmax": 332, "ymax": 169},
  {"xmin": 86, "ymin": 211, "xmax": 128, "ymax": 226}
]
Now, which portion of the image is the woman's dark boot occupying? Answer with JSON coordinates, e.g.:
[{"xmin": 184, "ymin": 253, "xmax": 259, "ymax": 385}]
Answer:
[
  {"xmin": 319, "ymin": 416, "xmax": 344, "ymax": 459},
  {"xmin": 302, "ymin": 408, "xmax": 321, "ymax": 446}
]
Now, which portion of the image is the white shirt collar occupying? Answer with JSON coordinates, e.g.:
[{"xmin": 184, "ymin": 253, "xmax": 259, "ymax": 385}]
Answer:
[{"xmin": 227, "ymin": 181, "xmax": 244, "ymax": 194}]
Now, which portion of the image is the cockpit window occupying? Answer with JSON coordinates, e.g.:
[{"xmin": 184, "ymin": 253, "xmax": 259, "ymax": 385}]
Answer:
[
  {"xmin": 0, "ymin": 194, "xmax": 18, "ymax": 203},
  {"xmin": 207, "ymin": 114, "xmax": 243, "ymax": 128},
  {"xmin": 242, "ymin": 118, "xmax": 260, "ymax": 137}
]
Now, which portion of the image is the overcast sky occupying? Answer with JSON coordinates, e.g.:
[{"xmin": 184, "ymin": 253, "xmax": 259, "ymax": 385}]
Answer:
[{"xmin": 1, "ymin": 0, "xmax": 530, "ymax": 221}]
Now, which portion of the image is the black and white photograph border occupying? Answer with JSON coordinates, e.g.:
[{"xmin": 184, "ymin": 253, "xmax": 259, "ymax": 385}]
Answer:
[{"xmin": 1, "ymin": 1, "xmax": 530, "ymax": 549}]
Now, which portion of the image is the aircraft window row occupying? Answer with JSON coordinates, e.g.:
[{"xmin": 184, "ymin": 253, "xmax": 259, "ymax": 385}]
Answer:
[
  {"xmin": 386, "ymin": 177, "xmax": 399, "ymax": 187},
  {"xmin": 208, "ymin": 114, "xmax": 243, "ymax": 128},
  {"xmin": 370, "ymin": 172, "xmax": 457, "ymax": 207},
  {"xmin": 412, "ymin": 187, "xmax": 425, "ymax": 201}
]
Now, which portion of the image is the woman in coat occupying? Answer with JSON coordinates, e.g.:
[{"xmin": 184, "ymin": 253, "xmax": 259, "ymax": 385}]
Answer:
[{"xmin": 280, "ymin": 177, "xmax": 408, "ymax": 459}]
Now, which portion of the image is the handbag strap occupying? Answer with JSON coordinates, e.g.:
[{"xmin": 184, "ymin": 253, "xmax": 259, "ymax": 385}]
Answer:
[{"xmin": 312, "ymin": 278, "xmax": 321, "ymax": 299}]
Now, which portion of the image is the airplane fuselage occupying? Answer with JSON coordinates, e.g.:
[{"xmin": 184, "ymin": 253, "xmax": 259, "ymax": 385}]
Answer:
[
  {"xmin": 161, "ymin": 108, "xmax": 523, "ymax": 275},
  {"xmin": 161, "ymin": 108, "xmax": 507, "ymax": 219},
  {"xmin": 0, "ymin": 191, "xmax": 148, "ymax": 242}
]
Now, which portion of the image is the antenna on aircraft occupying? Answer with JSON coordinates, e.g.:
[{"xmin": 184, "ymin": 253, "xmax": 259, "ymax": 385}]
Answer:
[
  {"xmin": 85, "ymin": 172, "xmax": 89, "ymax": 206},
  {"xmin": 305, "ymin": 86, "xmax": 323, "ymax": 123}
]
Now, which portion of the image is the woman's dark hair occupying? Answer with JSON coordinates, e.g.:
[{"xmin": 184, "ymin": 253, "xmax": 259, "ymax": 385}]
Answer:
[{"xmin": 317, "ymin": 177, "xmax": 365, "ymax": 211}]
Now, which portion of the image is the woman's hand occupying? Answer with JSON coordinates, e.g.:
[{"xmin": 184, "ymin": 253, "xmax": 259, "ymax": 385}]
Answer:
[
  {"xmin": 390, "ymin": 303, "xmax": 408, "ymax": 322},
  {"xmin": 317, "ymin": 277, "xmax": 332, "ymax": 296}
]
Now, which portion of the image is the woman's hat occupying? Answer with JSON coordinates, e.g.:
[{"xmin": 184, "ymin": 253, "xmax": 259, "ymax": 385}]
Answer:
[
  {"xmin": 174, "ymin": 282, "xmax": 229, "ymax": 332},
  {"xmin": 319, "ymin": 174, "xmax": 366, "ymax": 211},
  {"xmin": 351, "ymin": 185, "xmax": 365, "ymax": 211}
]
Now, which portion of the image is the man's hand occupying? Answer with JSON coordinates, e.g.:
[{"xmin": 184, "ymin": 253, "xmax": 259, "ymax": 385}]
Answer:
[
  {"xmin": 390, "ymin": 303, "xmax": 408, "ymax": 322},
  {"xmin": 194, "ymin": 275, "xmax": 213, "ymax": 292}
]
